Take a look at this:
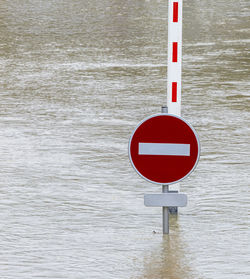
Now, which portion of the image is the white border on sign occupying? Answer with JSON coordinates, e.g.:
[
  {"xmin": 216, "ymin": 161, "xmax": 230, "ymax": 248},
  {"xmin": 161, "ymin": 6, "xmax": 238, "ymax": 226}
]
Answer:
[{"xmin": 128, "ymin": 113, "xmax": 201, "ymax": 185}]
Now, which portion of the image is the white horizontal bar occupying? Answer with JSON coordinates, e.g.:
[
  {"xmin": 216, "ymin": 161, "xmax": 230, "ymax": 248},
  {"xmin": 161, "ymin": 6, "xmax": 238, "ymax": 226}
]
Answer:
[
  {"xmin": 139, "ymin": 143, "xmax": 190, "ymax": 156},
  {"xmin": 144, "ymin": 193, "xmax": 187, "ymax": 207}
]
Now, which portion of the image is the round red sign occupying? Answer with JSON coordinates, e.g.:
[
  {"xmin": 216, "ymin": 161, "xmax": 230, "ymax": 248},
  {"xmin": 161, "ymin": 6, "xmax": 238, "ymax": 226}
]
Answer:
[{"xmin": 129, "ymin": 114, "xmax": 200, "ymax": 185}]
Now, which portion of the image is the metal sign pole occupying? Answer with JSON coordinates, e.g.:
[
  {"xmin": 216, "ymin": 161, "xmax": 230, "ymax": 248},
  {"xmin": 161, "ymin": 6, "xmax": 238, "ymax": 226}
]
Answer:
[
  {"xmin": 162, "ymin": 185, "xmax": 169, "ymax": 234},
  {"xmin": 161, "ymin": 108, "xmax": 170, "ymax": 234}
]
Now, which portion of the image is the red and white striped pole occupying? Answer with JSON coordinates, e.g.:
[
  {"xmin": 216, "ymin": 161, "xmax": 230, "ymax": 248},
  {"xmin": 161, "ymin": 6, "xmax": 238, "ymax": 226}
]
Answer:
[
  {"xmin": 167, "ymin": 0, "xmax": 183, "ymax": 116},
  {"xmin": 163, "ymin": 1, "xmax": 183, "ymax": 227}
]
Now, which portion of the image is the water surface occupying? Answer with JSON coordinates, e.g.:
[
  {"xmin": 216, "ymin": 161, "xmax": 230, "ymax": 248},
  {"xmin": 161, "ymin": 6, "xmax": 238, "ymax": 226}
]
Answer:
[{"xmin": 0, "ymin": 0, "xmax": 249, "ymax": 278}]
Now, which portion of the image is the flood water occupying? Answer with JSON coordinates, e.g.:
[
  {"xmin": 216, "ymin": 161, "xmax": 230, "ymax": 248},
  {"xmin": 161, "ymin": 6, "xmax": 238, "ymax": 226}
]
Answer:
[{"xmin": 0, "ymin": 0, "xmax": 249, "ymax": 278}]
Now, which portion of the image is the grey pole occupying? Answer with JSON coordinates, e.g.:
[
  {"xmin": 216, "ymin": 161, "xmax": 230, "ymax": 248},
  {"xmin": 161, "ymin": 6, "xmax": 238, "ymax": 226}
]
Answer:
[
  {"xmin": 161, "ymin": 106, "xmax": 168, "ymax": 114},
  {"xmin": 162, "ymin": 107, "xmax": 169, "ymax": 234},
  {"xmin": 162, "ymin": 185, "xmax": 169, "ymax": 234}
]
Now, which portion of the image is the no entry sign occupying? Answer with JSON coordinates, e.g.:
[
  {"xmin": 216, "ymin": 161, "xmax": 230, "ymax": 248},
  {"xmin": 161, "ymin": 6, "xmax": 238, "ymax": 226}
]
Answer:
[{"xmin": 129, "ymin": 114, "xmax": 200, "ymax": 185}]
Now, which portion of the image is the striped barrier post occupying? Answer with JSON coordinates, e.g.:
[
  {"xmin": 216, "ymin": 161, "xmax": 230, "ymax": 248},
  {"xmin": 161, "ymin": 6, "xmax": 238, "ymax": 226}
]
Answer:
[
  {"xmin": 163, "ymin": 0, "xmax": 183, "ymax": 233},
  {"xmin": 167, "ymin": 0, "xmax": 183, "ymax": 116}
]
